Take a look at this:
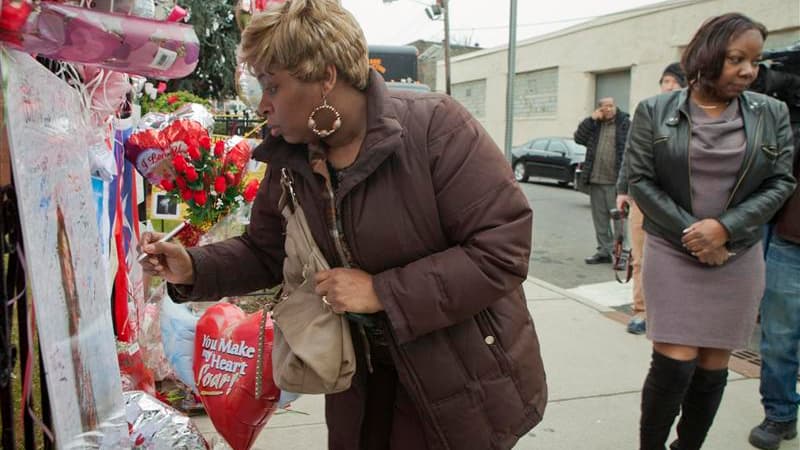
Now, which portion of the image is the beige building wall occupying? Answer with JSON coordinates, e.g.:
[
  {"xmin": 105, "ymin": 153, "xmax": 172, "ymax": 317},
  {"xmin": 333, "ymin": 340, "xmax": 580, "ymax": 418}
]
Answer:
[{"xmin": 438, "ymin": 0, "xmax": 800, "ymax": 148}]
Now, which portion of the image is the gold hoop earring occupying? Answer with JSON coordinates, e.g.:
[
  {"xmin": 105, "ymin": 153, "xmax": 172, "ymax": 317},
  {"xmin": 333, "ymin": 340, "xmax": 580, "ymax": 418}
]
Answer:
[{"xmin": 308, "ymin": 97, "xmax": 342, "ymax": 138}]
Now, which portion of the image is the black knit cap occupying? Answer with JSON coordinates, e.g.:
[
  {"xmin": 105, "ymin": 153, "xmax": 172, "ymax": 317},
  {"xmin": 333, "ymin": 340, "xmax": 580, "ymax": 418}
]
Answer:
[{"xmin": 661, "ymin": 62, "xmax": 686, "ymax": 87}]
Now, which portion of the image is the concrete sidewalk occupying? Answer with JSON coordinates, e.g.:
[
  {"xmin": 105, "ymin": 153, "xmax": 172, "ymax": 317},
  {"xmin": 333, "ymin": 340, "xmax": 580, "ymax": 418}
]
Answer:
[{"xmin": 194, "ymin": 277, "xmax": 783, "ymax": 449}]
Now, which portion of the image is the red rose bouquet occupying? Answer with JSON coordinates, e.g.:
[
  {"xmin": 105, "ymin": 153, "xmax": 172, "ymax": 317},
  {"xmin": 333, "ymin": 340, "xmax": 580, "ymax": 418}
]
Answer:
[
  {"xmin": 158, "ymin": 135, "xmax": 260, "ymax": 246},
  {"xmin": 126, "ymin": 103, "xmax": 261, "ymax": 246}
]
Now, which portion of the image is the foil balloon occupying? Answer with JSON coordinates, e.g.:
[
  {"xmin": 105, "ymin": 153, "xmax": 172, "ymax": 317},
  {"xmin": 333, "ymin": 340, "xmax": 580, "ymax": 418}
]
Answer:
[
  {"xmin": 169, "ymin": 103, "xmax": 216, "ymax": 133},
  {"xmin": 126, "ymin": 103, "xmax": 215, "ymax": 184},
  {"xmin": 235, "ymin": 64, "xmax": 262, "ymax": 111},
  {"xmin": 193, "ymin": 303, "xmax": 280, "ymax": 450},
  {"xmin": 124, "ymin": 391, "xmax": 210, "ymax": 449},
  {"xmin": 11, "ymin": 2, "xmax": 199, "ymax": 80}
]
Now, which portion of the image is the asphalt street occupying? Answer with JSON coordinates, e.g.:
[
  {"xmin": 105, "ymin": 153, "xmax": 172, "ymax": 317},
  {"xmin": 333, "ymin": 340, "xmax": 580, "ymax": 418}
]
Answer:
[{"xmin": 518, "ymin": 178, "xmax": 619, "ymax": 289}]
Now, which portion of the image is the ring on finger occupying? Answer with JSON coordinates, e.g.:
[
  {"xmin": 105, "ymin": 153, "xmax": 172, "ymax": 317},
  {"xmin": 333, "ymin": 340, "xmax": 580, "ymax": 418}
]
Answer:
[{"xmin": 322, "ymin": 295, "xmax": 331, "ymax": 306}]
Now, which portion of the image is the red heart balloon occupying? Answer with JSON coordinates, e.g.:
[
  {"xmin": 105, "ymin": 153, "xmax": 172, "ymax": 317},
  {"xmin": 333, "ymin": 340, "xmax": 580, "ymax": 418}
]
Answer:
[{"xmin": 194, "ymin": 303, "xmax": 280, "ymax": 450}]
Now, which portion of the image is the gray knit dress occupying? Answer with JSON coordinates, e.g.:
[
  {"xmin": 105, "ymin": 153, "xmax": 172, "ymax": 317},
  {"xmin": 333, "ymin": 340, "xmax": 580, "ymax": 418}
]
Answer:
[{"xmin": 643, "ymin": 99, "xmax": 765, "ymax": 350}]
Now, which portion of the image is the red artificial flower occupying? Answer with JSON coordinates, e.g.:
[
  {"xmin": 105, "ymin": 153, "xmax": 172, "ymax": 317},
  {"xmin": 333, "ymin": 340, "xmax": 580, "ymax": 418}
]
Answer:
[
  {"xmin": 194, "ymin": 191, "xmax": 208, "ymax": 206},
  {"xmin": 175, "ymin": 176, "xmax": 187, "ymax": 190},
  {"xmin": 160, "ymin": 179, "xmax": 174, "ymax": 191},
  {"xmin": 243, "ymin": 179, "xmax": 260, "ymax": 202},
  {"xmin": 187, "ymin": 144, "xmax": 201, "ymax": 161},
  {"xmin": 167, "ymin": 94, "xmax": 179, "ymax": 105},
  {"xmin": 180, "ymin": 189, "xmax": 193, "ymax": 201},
  {"xmin": 214, "ymin": 140, "xmax": 226, "ymax": 157},
  {"xmin": 214, "ymin": 176, "xmax": 227, "ymax": 194},
  {"xmin": 172, "ymin": 154, "xmax": 188, "ymax": 173},
  {"xmin": 184, "ymin": 166, "xmax": 198, "ymax": 182},
  {"xmin": 225, "ymin": 171, "xmax": 236, "ymax": 186},
  {"xmin": 157, "ymin": 82, "xmax": 167, "ymax": 94},
  {"xmin": 199, "ymin": 135, "xmax": 212, "ymax": 150}
]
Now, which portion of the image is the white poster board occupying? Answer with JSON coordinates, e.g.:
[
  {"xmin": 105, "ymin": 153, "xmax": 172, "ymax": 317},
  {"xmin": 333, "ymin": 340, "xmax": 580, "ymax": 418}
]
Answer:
[{"xmin": 1, "ymin": 50, "xmax": 129, "ymax": 448}]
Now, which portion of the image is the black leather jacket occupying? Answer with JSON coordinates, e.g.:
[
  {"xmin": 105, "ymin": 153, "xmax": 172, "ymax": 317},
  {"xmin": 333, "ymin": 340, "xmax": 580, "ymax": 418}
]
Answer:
[{"xmin": 627, "ymin": 89, "xmax": 796, "ymax": 254}]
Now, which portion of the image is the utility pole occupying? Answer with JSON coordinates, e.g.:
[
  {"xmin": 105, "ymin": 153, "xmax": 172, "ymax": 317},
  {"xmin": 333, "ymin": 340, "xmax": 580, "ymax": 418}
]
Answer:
[
  {"xmin": 442, "ymin": 0, "xmax": 451, "ymax": 95},
  {"xmin": 503, "ymin": 0, "xmax": 518, "ymax": 162}
]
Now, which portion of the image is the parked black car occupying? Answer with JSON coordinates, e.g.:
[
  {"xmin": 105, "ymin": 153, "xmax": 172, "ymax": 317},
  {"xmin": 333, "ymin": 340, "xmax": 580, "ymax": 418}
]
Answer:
[{"xmin": 511, "ymin": 137, "xmax": 586, "ymax": 187}]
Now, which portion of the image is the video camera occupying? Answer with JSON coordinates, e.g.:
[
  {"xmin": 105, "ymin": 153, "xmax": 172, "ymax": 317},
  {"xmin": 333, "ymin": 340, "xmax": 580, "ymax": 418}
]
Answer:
[{"xmin": 752, "ymin": 41, "xmax": 800, "ymax": 125}]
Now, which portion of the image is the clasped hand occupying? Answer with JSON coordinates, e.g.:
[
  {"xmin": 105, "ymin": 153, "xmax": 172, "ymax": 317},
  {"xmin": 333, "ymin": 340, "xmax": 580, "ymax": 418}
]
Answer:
[
  {"xmin": 314, "ymin": 268, "xmax": 383, "ymax": 314},
  {"xmin": 681, "ymin": 219, "xmax": 731, "ymax": 266}
]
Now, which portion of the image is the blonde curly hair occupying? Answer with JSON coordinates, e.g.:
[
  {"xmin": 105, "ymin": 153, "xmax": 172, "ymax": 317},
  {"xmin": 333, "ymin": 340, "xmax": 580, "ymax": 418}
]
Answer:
[{"xmin": 239, "ymin": 0, "xmax": 370, "ymax": 90}]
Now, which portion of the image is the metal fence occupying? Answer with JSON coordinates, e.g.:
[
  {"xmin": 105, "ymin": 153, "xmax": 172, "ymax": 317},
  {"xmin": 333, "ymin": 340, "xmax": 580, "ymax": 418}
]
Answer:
[{"xmin": 213, "ymin": 115, "xmax": 265, "ymax": 138}]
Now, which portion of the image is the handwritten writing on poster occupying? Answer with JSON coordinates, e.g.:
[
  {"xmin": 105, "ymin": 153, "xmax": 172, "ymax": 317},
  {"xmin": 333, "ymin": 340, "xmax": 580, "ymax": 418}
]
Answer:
[{"xmin": 1, "ymin": 50, "xmax": 128, "ymax": 448}]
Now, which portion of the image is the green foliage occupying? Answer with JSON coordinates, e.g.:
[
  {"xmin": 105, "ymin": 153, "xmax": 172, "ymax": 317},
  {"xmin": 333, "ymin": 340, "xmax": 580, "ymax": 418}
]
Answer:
[
  {"xmin": 140, "ymin": 90, "xmax": 212, "ymax": 116},
  {"xmin": 167, "ymin": 0, "xmax": 240, "ymax": 100}
]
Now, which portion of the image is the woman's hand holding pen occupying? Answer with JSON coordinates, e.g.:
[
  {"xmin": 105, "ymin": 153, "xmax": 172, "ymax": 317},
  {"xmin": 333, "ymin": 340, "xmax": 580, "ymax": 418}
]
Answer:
[
  {"xmin": 138, "ymin": 231, "xmax": 194, "ymax": 284},
  {"xmin": 681, "ymin": 219, "xmax": 731, "ymax": 266}
]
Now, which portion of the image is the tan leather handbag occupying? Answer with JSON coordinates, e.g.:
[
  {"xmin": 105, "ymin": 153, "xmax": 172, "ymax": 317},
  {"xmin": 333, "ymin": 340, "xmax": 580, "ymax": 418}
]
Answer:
[{"xmin": 268, "ymin": 168, "xmax": 356, "ymax": 394}]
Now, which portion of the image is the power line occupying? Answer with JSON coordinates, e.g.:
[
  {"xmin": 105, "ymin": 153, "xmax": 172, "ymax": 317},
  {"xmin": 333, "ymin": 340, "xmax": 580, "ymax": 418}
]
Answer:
[{"xmin": 451, "ymin": 15, "xmax": 597, "ymax": 32}]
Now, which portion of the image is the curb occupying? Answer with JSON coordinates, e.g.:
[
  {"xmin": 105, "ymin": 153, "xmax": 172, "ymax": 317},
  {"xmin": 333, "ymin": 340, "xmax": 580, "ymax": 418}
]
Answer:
[{"xmin": 525, "ymin": 276, "xmax": 615, "ymax": 313}]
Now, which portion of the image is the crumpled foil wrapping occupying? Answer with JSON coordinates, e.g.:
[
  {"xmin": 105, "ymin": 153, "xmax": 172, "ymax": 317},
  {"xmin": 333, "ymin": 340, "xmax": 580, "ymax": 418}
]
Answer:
[
  {"xmin": 139, "ymin": 103, "xmax": 215, "ymax": 134},
  {"xmin": 125, "ymin": 390, "xmax": 210, "ymax": 449}
]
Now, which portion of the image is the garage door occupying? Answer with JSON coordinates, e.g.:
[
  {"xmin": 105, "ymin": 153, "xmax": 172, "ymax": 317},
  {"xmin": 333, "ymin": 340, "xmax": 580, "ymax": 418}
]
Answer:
[{"xmin": 595, "ymin": 70, "xmax": 631, "ymax": 113}]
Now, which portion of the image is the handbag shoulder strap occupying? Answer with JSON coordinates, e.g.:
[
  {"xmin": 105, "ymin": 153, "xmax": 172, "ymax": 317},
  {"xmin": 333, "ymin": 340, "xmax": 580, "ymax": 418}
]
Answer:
[
  {"xmin": 278, "ymin": 167, "xmax": 299, "ymax": 214},
  {"xmin": 277, "ymin": 168, "xmax": 332, "ymax": 272}
]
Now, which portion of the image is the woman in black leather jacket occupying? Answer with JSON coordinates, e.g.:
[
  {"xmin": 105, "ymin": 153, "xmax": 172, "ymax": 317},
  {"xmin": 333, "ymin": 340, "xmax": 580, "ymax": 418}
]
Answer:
[{"xmin": 626, "ymin": 13, "xmax": 796, "ymax": 450}]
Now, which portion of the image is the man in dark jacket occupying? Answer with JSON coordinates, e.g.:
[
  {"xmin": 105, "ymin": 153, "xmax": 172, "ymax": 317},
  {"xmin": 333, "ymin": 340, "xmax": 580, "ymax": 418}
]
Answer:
[
  {"xmin": 748, "ymin": 58, "xmax": 800, "ymax": 450},
  {"xmin": 574, "ymin": 97, "xmax": 631, "ymax": 264},
  {"xmin": 749, "ymin": 141, "xmax": 800, "ymax": 450}
]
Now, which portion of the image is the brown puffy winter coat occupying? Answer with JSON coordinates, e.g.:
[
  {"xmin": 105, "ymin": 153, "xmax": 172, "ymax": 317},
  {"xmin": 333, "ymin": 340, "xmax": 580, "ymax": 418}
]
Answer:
[{"xmin": 179, "ymin": 70, "xmax": 547, "ymax": 449}]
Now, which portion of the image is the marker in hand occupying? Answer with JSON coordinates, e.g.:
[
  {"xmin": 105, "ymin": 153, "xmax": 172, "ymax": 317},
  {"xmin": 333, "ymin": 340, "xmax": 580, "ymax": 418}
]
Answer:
[{"xmin": 137, "ymin": 221, "xmax": 187, "ymax": 263}]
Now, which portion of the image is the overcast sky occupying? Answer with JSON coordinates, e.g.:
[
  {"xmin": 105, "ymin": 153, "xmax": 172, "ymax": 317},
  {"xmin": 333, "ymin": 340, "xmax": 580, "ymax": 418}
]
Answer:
[{"xmin": 340, "ymin": 0, "xmax": 667, "ymax": 48}]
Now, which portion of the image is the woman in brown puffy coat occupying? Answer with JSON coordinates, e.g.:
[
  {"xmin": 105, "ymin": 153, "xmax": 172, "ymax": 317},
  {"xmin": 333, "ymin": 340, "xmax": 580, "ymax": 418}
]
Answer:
[{"xmin": 140, "ymin": 1, "xmax": 547, "ymax": 448}]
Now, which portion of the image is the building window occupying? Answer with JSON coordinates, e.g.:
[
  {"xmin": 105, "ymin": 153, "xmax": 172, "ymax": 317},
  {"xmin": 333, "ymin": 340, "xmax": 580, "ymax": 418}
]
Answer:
[
  {"xmin": 452, "ymin": 79, "xmax": 486, "ymax": 118},
  {"xmin": 514, "ymin": 68, "xmax": 558, "ymax": 117}
]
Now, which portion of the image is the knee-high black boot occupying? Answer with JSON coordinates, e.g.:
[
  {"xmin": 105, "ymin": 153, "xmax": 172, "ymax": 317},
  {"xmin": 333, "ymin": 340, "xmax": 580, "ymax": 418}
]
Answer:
[
  {"xmin": 640, "ymin": 351, "xmax": 697, "ymax": 450},
  {"xmin": 672, "ymin": 367, "xmax": 728, "ymax": 450}
]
